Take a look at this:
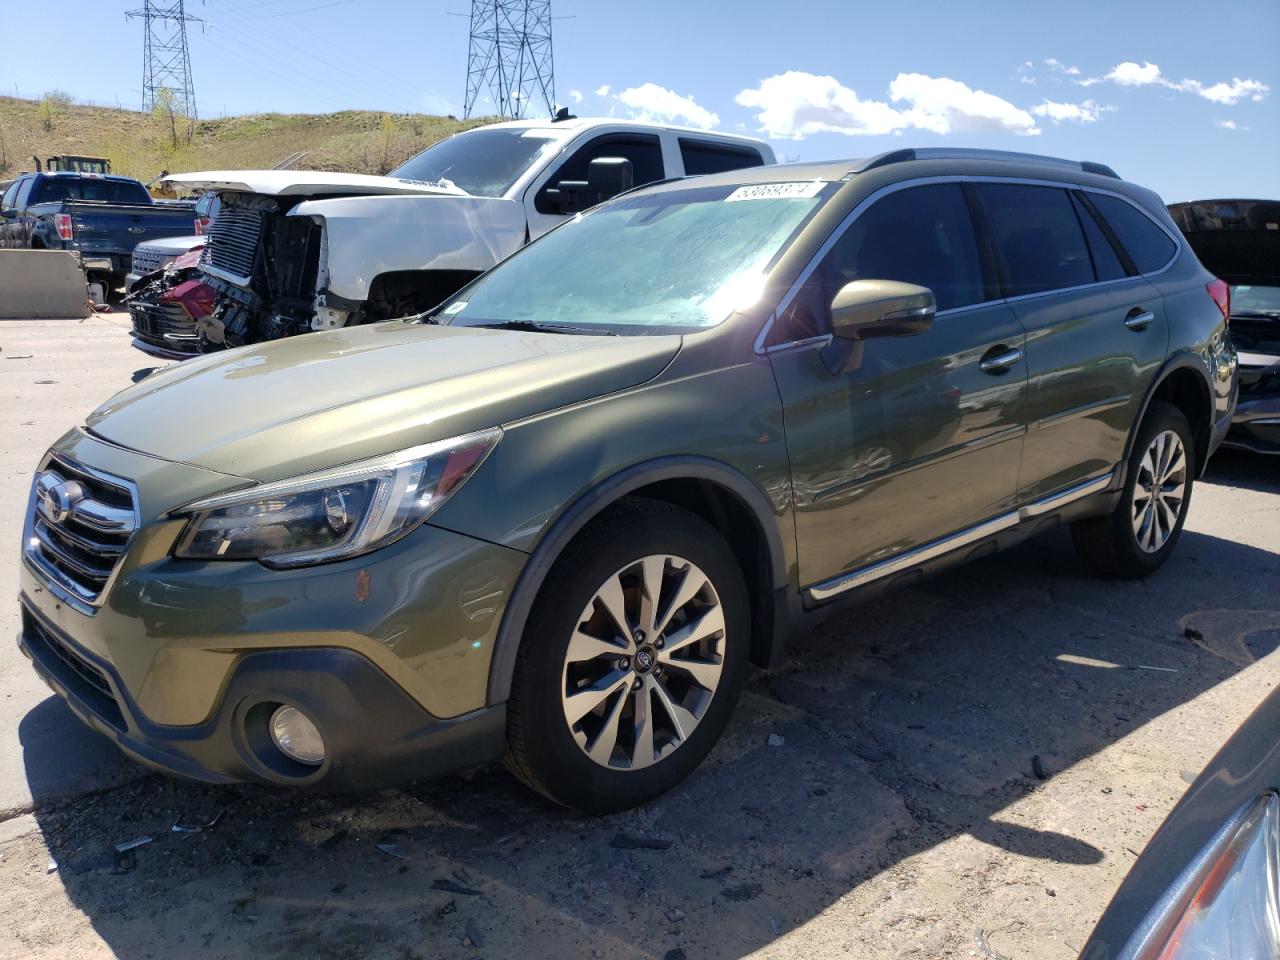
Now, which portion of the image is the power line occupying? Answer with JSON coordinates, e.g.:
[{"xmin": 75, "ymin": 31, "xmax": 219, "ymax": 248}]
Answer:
[
  {"xmin": 126, "ymin": 1, "xmax": 201, "ymax": 118},
  {"xmin": 464, "ymin": 0, "xmax": 556, "ymax": 120}
]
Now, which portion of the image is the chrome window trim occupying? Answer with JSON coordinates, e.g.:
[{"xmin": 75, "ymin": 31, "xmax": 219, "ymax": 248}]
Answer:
[
  {"xmin": 755, "ymin": 174, "xmax": 1186, "ymax": 354},
  {"xmin": 805, "ymin": 469, "xmax": 1115, "ymax": 601}
]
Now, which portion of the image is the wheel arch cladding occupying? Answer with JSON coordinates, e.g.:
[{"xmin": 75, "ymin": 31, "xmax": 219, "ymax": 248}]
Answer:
[
  {"xmin": 484, "ymin": 456, "xmax": 791, "ymax": 705},
  {"xmin": 1134, "ymin": 360, "xmax": 1214, "ymax": 477}
]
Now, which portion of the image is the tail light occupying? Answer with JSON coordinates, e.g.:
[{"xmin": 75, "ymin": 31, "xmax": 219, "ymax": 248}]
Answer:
[
  {"xmin": 194, "ymin": 217, "xmax": 211, "ymax": 235},
  {"xmin": 1206, "ymin": 278, "xmax": 1230, "ymax": 326},
  {"xmin": 1125, "ymin": 793, "xmax": 1280, "ymax": 959},
  {"xmin": 53, "ymin": 213, "xmax": 73, "ymax": 241}
]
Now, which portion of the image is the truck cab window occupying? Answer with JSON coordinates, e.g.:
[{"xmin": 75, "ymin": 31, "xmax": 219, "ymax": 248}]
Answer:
[{"xmin": 535, "ymin": 134, "xmax": 664, "ymax": 214}]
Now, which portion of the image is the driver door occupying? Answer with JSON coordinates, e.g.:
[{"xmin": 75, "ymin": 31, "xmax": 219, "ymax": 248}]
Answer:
[{"xmin": 766, "ymin": 183, "xmax": 1029, "ymax": 591}]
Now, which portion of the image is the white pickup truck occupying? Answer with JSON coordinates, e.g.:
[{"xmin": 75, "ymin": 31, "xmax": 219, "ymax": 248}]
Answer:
[{"xmin": 164, "ymin": 117, "xmax": 774, "ymax": 347}]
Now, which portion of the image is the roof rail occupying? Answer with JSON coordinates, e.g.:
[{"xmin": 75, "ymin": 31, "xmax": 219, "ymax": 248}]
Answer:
[{"xmin": 855, "ymin": 148, "xmax": 1120, "ymax": 180}]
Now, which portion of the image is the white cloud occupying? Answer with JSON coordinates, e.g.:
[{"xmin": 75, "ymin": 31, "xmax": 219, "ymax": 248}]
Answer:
[
  {"xmin": 1044, "ymin": 58, "xmax": 1080, "ymax": 76},
  {"xmin": 1196, "ymin": 78, "xmax": 1268, "ymax": 104},
  {"xmin": 569, "ymin": 89, "xmax": 583, "ymax": 104},
  {"xmin": 890, "ymin": 73, "xmax": 1041, "ymax": 136},
  {"xmin": 1016, "ymin": 61, "xmax": 1036, "ymax": 85},
  {"xmin": 615, "ymin": 82, "xmax": 719, "ymax": 129},
  {"xmin": 735, "ymin": 71, "xmax": 909, "ymax": 138},
  {"xmin": 1079, "ymin": 61, "xmax": 1269, "ymax": 105},
  {"xmin": 735, "ymin": 70, "xmax": 1040, "ymax": 140},
  {"xmin": 594, "ymin": 84, "xmax": 610, "ymax": 97},
  {"xmin": 1031, "ymin": 98, "xmax": 1114, "ymax": 124},
  {"xmin": 1216, "ymin": 119, "xmax": 1248, "ymax": 131}
]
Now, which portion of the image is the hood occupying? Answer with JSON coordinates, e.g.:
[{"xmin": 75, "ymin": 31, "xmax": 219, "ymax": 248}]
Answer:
[
  {"xmin": 161, "ymin": 169, "xmax": 468, "ymax": 198},
  {"xmin": 86, "ymin": 322, "xmax": 681, "ymax": 482},
  {"xmin": 1168, "ymin": 199, "xmax": 1280, "ymax": 286},
  {"xmin": 136, "ymin": 235, "xmax": 205, "ymax": 256}
]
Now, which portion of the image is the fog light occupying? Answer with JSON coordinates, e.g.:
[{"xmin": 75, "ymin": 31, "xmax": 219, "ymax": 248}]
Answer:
[{"xmin": 268, "ymin": 705, "xmax": 325, "ymax": 765}]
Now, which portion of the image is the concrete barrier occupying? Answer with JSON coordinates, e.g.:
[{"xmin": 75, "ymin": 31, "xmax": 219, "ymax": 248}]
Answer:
[{"xmin": 0, "ymin": 250, "xmax": 90, "ymax": 319}]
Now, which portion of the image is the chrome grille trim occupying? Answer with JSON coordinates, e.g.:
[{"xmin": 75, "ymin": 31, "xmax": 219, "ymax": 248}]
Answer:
[
  {"xmin": 22, "ymin": 454, "xmax": 140, "ymax": 614},
  {"xmin": 131, "ymin": 245, "xmax": 168, "ymax": 276},
  {"xmin": 201, "ymin": 195, "xmax": 268, "ymax": 285}
]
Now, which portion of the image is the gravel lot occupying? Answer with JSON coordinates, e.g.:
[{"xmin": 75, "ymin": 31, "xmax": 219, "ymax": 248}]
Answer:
[{"xmin": 1, "ymin": 316, "xmax": 1277, "ymax": 960}]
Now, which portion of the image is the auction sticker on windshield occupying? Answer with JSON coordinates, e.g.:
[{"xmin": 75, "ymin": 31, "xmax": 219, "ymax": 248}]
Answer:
[{"xmin": 725, "ymin": 181, "xmax": 826, "ymax": 202}]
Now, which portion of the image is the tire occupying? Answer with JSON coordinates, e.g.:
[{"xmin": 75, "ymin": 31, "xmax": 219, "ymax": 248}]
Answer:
[
  {"xmin": 505, "ymin": 498, "xmax": 750, "ymax": 814},
  {"xmin": 1071, "ymin": 400, "xmax": 1196, "ymax": 579}
]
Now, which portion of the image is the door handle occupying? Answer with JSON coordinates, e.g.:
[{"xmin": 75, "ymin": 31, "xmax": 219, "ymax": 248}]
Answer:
[
  {"xmin": 1125, "ymin": 308, "xmax": 1155, "ymax": 331},
  {"xmin": 979, "ymin": 345, "xmax": 1023, "ymax": 374}
]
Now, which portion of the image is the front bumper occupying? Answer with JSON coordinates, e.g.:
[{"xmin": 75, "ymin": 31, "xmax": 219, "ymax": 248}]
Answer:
[
  {"xmin": 18, "ymin": 432, "xmax": 527, "ymax": 788},
  {"xmin": 19, "ymin": 601, "xmax": 505, "ymax": 788}
]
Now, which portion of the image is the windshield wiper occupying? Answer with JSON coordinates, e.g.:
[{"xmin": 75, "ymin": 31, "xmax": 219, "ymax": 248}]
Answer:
[{"xmin": 473, "ymin": 320, "xmax": 618, "ymax": 336}]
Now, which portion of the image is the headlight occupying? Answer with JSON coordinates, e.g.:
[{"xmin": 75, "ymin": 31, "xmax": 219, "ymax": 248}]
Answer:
[
  {"xmin": 173, "ymin": 429, "xmax": 499, "ymax": 567},
  {"xmin": 1122, "ymin": 792, "xmax": 1280, "ymax": 959}
]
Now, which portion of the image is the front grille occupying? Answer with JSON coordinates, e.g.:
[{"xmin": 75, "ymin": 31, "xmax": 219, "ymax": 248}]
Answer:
[
  {"xmin": 201, "ymin": 194, "xmax": 268, "ymax": 283},
  {"xmin": 131, "ymin": 245, "xmax": 168, "ymax": 276},
  {"xmin": 129, "ymin": 300, "xmax": 200, "ymax": 353},
  {"xmin": 22, "ymin": 608, "xmax": 126, "ymax": 731},
  {"xmin": 24, "ymin": 455, "xmax": 137, "ymax": 608}
]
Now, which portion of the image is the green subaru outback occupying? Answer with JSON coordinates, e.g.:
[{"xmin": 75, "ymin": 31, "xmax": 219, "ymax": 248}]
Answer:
[{"xmin": 19, "ymin": 149, "xmax": 1237, "ymax": 813}]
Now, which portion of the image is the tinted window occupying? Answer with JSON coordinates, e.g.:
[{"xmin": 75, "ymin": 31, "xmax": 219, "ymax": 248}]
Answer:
[
  {"xmin": 535, "ymin": 134, "xmax": 665, "ymax": 214},
  {"xmin": 1, "ymin": 180, "xmax": 20, "ymax": 210},
  {"xmin": 772, "ymin": 183, "xmax": 985, "ymax": 343},
  {"xmin": 1071, "ymin": 192, "xmax": 1127, "ymax": 281},
  {"xmin": 34, "ymin": 177, "xmax": 150, "ymax": 204},
  {"xmin": 1090, "ymin": 193, "xmax": 1177, "ymax": 274},
  {"xmin": 977, "ymin": 184, "xmax": 1093, "ymax": 296},
  {"xmin": 15, "ymin": 177, "xmax": 34, "ymax": 209},
  {"xmin": 679, "ymin": 139, "xmax": 764, "ymax": 176}
]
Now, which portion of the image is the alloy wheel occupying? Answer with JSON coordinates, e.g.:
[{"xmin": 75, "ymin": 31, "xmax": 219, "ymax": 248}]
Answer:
[
  {"xmin": 560, "ymin": 554, "xmax": 726, "ymax": 770},
  {"xmin": 1131, "ymin": 429, "xmax": 1188, "ymax": 554}
]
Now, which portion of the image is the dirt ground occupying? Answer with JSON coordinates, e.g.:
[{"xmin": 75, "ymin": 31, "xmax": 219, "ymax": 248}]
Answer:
[{"xmin": 1, "ymin": 318, "xmax": 1278, "ymax": 960}]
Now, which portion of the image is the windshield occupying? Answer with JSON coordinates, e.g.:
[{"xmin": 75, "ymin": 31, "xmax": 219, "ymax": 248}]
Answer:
[
  {"xmin": 441, "ymin": 181, "xmax": 834, "ymax": 334},
  {"xmin": 1232, "ymin": 284, "xmax": 1280, "ymax": 316},
  {"xmin": 390, "ymin": 128, "xmax": 558, "ymax": 197}
]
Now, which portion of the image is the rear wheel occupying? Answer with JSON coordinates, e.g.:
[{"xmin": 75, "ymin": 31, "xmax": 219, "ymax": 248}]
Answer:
[
  {"xmin": 1071, "ymin": 400, "xmax": 1195, "ymax": 578},
  {"xmin": 505, "ymin": 499, "xmax": 749, "ymax": 814}
]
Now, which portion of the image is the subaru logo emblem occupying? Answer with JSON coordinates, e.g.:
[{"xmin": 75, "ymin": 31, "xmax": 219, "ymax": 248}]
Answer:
[
  {"xmin": 634, "ymin": 649, "xmax": 653, "ymax": 671},
  {"xmin": 38, "ymin": 478, "xmax": 84, "ymax": 526}
]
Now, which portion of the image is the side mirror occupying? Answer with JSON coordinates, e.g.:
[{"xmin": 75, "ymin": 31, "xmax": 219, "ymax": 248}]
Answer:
[
  {"xmin": 0, "ymin": 208, "xmax": 15, "ymax": 219},
  {"xmin": 549, "ymin": 156, "xmax": 635, "ymax": 213},
  {"xmin": 830, "ymin": 279, "xmax": 935, "ymax": 340},
  {"xmin": 585, "ymin": 156, "xmax": 633, "ymax": 201}
]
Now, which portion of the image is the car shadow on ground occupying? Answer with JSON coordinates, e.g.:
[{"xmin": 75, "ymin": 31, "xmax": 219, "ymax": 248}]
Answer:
[{"xmin": 18, "ymin": 485, "xmax": 1280, "ymax": 958}]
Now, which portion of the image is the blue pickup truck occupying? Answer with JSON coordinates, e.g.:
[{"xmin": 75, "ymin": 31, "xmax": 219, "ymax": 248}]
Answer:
[{"xmin": 0, "ymin": 171, "xmax": 197, "ymax": 292}]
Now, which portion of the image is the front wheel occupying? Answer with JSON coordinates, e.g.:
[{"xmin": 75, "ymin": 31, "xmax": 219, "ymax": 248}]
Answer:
[
  {"xmin": 1071, "ymin": 400, "xmax": 1195, "ymax": 578},
  {"xmin": 505, "ymin": 499, "xmax": 749, "ymax": 814}
]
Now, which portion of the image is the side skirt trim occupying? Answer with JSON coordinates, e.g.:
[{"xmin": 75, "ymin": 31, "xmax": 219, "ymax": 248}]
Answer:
[{"xmin": 805, "ymin": 469, "xmax": 1115, "ymax": 602}]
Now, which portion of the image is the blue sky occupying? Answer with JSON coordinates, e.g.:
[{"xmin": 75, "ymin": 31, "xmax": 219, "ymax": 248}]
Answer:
[{"xmin": 5, "ymin": 0, "xmax": 1277, "ymax": 201}]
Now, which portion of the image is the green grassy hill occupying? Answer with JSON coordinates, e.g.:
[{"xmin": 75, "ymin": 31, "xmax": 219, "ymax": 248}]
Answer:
[{"xmin": 0, "ymin": 95, "xmax": 488, "ymax": 185}]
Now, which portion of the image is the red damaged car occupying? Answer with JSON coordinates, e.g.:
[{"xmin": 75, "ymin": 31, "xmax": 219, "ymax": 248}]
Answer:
[{"xmin": 125, "ymin": 247, "xmax": 217, "ymax": 356}]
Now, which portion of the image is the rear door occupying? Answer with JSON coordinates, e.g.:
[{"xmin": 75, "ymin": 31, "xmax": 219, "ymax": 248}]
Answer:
[
  {"xmin": 973, "ymin": 181, "xmax": 1168, "ymax": 501},
  {"xmin": 0, "ymin": 177, "xmax": 25, "ymax": 247},
  {"xmin": 767, "ymin": 182, "xmax": 1028, "ymax": 590}
]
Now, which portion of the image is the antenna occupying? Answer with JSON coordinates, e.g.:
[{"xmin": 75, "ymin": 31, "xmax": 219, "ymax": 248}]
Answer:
[
  {"xmin": 125, "ymin": 1, "xmax": 201, "ymax": 119},
  {"xmin": 464, "ymin": 0, "xmax": 556, "ymax": 120}
]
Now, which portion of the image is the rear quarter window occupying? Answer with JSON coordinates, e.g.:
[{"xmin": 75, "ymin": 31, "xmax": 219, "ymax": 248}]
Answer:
[
  {"xmin": 1089, "ymin": 193, "xmax": 1178, "ymax": 275},
  {"xmin": 679, "ymin": 139, "xmax": 765, "ymax": 176}
]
